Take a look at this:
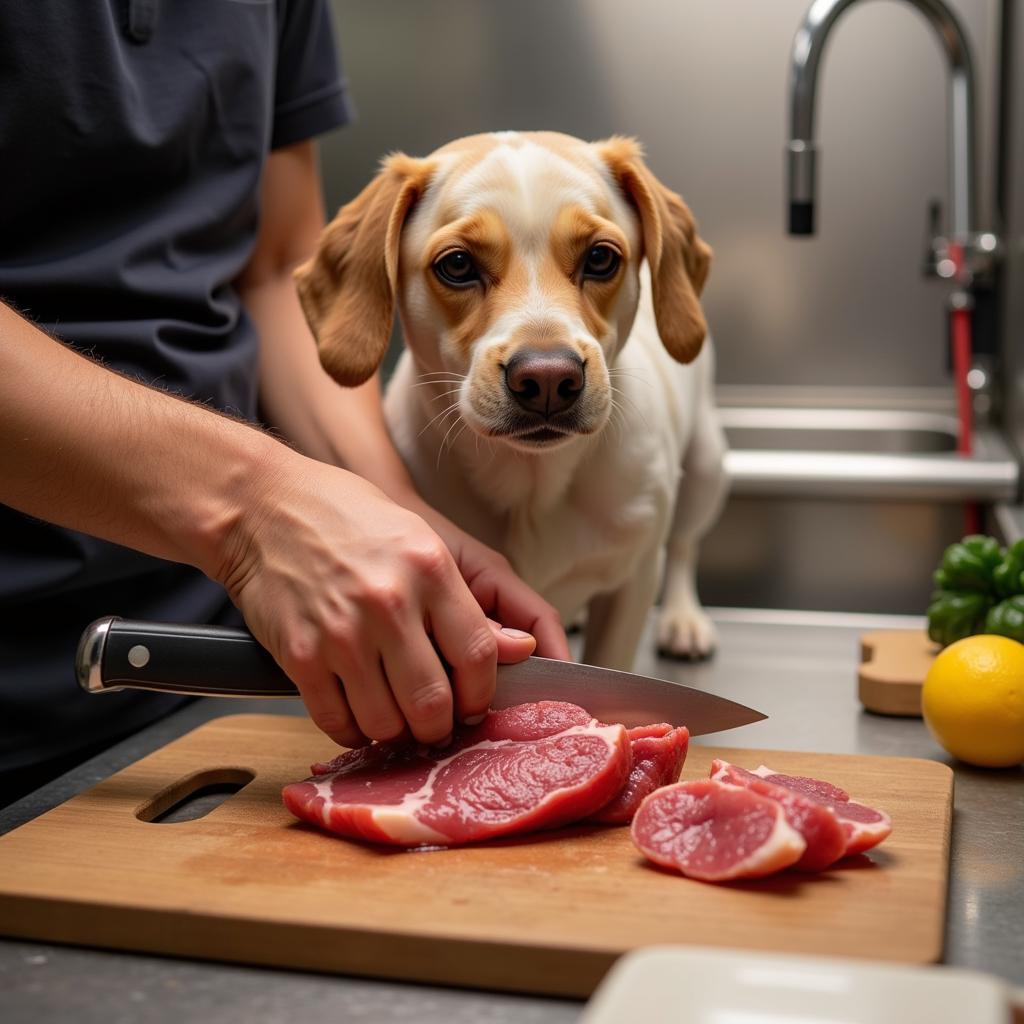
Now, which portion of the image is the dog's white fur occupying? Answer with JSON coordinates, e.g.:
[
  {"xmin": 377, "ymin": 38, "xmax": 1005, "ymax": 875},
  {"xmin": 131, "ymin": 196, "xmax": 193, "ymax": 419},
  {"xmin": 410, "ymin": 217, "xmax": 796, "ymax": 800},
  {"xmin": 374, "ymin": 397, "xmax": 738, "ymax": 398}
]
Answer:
[{"xmin": 298, "ymin": 132, "xmax": 728, "ymax": 670}]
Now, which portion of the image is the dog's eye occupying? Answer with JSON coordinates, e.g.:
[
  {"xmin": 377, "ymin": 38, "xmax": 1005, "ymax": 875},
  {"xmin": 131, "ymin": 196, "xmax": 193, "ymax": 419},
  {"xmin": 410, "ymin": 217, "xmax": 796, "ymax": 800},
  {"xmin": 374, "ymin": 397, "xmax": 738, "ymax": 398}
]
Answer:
[
  {"xmin": 434, "ymin": 250, "xmax": 480, "ymax": 287},
  {"xmin": 582, "ymin": 244, "xmax": 621, "ymax": 281}
]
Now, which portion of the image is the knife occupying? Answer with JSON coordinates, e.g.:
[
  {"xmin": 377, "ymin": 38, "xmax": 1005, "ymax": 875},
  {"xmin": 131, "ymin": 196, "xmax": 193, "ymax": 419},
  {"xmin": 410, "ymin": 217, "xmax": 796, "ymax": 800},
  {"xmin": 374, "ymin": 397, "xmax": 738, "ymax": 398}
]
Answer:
[{"xmin": 76, "ymin": 616, "xmax": 767, "ymax": 736}]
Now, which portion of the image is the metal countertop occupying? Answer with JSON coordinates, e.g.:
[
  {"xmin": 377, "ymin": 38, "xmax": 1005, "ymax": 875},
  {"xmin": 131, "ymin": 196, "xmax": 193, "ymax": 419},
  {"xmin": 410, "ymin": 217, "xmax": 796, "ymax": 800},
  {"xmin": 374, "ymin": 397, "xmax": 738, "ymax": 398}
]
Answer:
[{"xmin": 2, "ymin": 611, "xmax": 1021, "ymax": 1023}]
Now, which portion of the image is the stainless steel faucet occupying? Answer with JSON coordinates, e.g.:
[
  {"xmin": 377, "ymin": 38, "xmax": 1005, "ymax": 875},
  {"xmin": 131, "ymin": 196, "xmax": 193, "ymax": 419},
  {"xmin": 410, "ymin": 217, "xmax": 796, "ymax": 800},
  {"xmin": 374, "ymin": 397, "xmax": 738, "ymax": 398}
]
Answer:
[
  {"xmin": 786, "ymin": 0, "xmax": 1004, "ymax": 429},
  {"xmin": 786, "ymin": 0, "xmax": 979, "ymax": 254}
]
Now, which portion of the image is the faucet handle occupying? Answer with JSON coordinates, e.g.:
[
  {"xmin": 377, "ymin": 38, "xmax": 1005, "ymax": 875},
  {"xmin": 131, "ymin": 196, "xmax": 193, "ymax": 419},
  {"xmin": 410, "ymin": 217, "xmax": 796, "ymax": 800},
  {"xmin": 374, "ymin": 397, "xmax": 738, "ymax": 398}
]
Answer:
[
  {"xmin": 923, "ymin": 198, "xmax": 952, "ymax": 278},
  {"xmin": 924, "ymin": 200, "xmax": 1000, "ymax": 284}
]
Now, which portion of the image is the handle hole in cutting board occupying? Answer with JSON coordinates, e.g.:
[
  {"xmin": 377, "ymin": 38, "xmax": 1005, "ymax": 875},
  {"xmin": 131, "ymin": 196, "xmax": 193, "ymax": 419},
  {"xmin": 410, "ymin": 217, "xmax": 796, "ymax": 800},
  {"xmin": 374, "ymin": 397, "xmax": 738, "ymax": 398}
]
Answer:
[{"xmin": 136, "ymin": 768, "xmax": 255, "ymax": 824}]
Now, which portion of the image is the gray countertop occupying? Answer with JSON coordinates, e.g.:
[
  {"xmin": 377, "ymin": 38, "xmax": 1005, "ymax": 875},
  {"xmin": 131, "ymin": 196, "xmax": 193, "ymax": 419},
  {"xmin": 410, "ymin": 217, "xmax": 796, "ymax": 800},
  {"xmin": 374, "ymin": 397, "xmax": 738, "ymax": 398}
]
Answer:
[{"xmin": 2, "ymin": 611, "xmax": 1022, "ymax": 1023}]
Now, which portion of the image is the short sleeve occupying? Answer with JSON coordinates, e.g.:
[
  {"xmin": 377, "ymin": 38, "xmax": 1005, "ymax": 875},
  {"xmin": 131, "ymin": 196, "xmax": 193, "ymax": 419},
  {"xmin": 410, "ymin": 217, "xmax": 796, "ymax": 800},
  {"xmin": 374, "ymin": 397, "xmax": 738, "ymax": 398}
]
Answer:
[{"xmin": 272, "ymin": 0, "xmax": 355, "ymax": 150}]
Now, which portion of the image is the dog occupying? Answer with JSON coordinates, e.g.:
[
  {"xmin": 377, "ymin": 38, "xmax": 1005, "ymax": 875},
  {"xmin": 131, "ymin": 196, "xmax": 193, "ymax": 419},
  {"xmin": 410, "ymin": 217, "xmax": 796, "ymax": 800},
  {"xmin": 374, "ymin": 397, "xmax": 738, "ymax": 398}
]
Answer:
[{"xmin": 295, "ymin": 131, "xmax": 728, "ymax": 670}]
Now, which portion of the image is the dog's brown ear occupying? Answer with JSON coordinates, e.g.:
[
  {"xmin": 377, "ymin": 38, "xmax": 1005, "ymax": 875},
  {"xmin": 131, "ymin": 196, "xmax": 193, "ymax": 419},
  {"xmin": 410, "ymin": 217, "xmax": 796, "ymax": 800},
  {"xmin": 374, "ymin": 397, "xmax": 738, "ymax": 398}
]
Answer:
[
  {"xmin": 294, "ymin": 153, "xmax": 436, "ymax": 387},
  {"xmin": 595, "ymin": 136, "xmax": 712, "ymax": 364}
]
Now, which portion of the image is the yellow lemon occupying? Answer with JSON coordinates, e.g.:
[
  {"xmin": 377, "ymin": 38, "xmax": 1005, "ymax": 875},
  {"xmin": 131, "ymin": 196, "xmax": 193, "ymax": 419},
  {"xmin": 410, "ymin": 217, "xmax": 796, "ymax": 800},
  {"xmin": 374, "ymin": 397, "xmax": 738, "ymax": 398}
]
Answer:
[{"xmin": 922, "ymin": 634, "xmax": 1024, "ymax": 768}]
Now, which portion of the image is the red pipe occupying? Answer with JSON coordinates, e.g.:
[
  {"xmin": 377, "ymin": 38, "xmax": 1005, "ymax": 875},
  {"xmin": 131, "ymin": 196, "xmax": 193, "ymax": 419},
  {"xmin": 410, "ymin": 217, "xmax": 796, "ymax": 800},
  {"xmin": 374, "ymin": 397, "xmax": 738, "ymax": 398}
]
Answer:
[
  {"xmin": 951, "ymin": 306, "xmax": 973, "ymax": 456},
  {"xmin": 947, "ymin": 241, "xmax": 978, "ymax": 533},
  {"xmin": 946, "ymin": 241, "xmax": 973, "ymax": 456}
]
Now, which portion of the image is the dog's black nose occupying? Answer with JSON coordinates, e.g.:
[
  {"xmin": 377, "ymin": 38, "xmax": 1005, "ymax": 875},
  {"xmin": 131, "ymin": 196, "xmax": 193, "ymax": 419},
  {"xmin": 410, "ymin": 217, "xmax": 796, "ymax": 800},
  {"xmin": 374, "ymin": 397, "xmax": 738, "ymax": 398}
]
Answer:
[{"xmin": 505, "ymin": 349, "xmax": 585, "ymax": 417}]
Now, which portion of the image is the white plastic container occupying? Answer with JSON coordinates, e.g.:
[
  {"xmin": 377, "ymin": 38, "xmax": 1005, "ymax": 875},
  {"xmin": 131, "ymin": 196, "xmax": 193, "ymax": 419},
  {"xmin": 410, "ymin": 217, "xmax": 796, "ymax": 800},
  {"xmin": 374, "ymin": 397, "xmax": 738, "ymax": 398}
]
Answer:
[{"xmin": 581, "ymin": 947, "xmax": 1011, "ymax": 1024}]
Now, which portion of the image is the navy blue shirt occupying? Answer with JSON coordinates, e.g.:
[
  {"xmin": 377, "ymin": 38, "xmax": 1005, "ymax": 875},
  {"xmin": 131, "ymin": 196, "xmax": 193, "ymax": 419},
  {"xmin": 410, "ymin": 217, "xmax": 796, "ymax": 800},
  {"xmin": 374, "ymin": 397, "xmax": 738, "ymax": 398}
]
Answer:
[{"xmin": 0, "ymin": 0, "xmax": 352, "ymax": 773}]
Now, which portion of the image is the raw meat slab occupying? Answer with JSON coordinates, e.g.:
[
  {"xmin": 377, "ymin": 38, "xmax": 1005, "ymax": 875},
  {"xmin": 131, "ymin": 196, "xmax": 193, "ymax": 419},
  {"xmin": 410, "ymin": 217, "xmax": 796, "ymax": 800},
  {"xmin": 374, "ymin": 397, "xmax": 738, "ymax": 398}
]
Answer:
[
  {"xmin": 284, "ymin": 703, "xmax": 631, "ymax": 845},
  {"xmin": 0, "ymin": 714, "xmax": 953, "ymax": 998}
]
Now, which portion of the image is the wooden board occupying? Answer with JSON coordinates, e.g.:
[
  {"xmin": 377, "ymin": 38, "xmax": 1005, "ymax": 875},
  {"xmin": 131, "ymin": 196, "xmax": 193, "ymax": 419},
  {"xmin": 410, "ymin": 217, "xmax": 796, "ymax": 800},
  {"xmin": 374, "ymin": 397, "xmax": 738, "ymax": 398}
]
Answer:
[
  {"xmin": 0, "ymin": 714, "xmax": 953, "ymax": 997},
  {"xmin": 859, "ymin": 630, "xmax": 937, "ymax": 716}
]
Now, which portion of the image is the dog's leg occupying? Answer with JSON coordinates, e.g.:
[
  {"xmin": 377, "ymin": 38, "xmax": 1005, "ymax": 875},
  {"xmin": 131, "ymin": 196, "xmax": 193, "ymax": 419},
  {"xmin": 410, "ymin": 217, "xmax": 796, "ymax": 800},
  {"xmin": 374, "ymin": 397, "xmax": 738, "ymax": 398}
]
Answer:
[
  {"xmin": 582, "ymin": 549, "xmax": 663, "ymax": 671},
  {"xmin": 657, "ymin": 410, "xmax": 728, "ymax": 659}
]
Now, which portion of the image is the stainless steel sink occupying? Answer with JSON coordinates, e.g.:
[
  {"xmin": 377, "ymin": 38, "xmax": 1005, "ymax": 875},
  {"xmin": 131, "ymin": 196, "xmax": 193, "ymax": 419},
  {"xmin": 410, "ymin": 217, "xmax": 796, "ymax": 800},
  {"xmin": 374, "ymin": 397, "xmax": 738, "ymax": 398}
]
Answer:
[
  {"xmin": 721, "ymin": 407, "xmax": 958, "ymax": 454},
  {"xmin": 719, "ymin": 406, "xmax": 1018, "ymax": 503},
  {"xmin": 696, "ymin": 392, "xmax": 1022, "ymax": 615}
]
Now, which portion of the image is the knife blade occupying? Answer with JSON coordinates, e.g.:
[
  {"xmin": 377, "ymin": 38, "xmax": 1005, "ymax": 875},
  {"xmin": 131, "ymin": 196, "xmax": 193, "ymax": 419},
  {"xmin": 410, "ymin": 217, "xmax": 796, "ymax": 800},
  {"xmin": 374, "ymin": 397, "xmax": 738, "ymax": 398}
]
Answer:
[{"xmin": 76, "ymin": 616, "xmax": 767, "ymax": 735}]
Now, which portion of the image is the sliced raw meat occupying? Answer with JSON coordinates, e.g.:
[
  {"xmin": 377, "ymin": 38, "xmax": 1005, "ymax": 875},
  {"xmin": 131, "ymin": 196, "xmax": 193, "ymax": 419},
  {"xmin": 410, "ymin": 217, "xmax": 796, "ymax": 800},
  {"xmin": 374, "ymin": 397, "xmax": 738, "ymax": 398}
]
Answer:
[
  {"xmin": 589, "ymin": 724, "xmax": 690, "ymax": 825},
  {"xmin": 283, "ymin": 702, "xmax": 631, "ymax": 847},
  {"xmin": 630, "ymin": 779, "xmax": 806, "ymax": 882},
  {"xmin": 750, "ymin": 765, "xmax": 892, "ymax": 857},
  {"xmin": 709, "ymin": 760, "xmax": 847, "ymax": 871}
]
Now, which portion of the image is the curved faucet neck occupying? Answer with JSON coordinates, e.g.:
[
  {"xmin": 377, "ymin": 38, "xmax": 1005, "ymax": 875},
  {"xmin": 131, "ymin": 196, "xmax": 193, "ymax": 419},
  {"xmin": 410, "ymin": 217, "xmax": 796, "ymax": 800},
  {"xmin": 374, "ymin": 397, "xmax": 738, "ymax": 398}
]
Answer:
[{"xmin": 787, "ymin": 0, "xmax": 976, "ymax": 239}]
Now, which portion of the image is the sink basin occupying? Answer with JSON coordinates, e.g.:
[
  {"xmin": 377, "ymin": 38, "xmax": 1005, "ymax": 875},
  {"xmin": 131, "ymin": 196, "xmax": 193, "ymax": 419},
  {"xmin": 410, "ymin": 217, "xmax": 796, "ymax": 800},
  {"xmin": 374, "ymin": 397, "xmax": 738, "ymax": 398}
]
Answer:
[
  {"xmin": 718, "ymin": 407, "xmax": 1017, "ymax": 503},
  {"xmin": 696, "ymin": 395, "xmax": 1021, "ymax": 614},
  {"xmin": 720, "ymin": 408, "xmax": 958, "ymax": 454}
]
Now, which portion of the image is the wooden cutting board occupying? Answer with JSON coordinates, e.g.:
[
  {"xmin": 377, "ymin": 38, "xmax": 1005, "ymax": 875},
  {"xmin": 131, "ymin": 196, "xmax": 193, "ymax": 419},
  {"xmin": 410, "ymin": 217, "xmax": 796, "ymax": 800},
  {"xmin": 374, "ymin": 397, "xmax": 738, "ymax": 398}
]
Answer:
[
  {"xmin": 859, "ymin": 630, "xmax": 937, "ymax": 716},
  {"xmin": 0, "ymin": 714, "xmax": 953, "ymax": 997}
]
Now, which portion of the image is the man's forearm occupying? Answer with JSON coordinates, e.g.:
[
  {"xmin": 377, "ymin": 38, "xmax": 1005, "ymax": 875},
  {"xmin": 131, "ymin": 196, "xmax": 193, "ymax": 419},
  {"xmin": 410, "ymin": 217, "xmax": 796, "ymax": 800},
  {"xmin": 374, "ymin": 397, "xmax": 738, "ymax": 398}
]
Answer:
[
  {"xmin": 235, "ymin": 138, "xmax": 424, "ymax": 512},
  {"xmin": 0, "ymin": 302, "xmax": 279, "ymax": 578},
  {"xmin": 244, "ymin": 271, "xmax": 423, "ymax": 507}
]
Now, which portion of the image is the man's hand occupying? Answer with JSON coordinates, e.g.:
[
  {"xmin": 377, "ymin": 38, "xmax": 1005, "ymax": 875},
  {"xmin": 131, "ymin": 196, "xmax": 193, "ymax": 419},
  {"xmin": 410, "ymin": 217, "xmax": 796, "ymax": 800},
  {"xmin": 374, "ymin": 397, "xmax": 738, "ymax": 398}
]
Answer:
[{"xmin": 216, "ymin": 450, "xmax": 543, "ymax": 749}]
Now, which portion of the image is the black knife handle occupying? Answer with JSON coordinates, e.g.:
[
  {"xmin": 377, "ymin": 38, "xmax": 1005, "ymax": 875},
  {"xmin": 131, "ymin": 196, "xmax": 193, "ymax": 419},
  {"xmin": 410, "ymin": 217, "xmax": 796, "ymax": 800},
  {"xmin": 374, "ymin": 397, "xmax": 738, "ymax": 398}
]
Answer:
[{"xmin": 76, "ymin": 616, "xmax": 300, "ymax": 698}]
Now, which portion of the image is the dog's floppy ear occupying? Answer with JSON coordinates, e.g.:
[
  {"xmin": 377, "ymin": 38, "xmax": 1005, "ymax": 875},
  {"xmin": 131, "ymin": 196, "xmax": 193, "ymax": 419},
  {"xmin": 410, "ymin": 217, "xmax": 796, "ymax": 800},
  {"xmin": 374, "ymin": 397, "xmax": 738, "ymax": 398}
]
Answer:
[
  {"xmin": 294, "ymin": 153, "xmax": 436, "ymax": 387},
  {"xmin": 596, "ymin": 136, "xmax": 712, "ymax": 364}
]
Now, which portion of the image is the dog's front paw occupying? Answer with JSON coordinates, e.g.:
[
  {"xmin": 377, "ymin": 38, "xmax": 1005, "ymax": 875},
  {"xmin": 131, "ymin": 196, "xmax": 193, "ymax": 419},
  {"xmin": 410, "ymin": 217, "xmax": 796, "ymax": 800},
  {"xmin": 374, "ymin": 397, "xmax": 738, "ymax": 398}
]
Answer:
[{"xmin": 657, "ymin": 603, "xmax": 717, "ymax": 660}]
